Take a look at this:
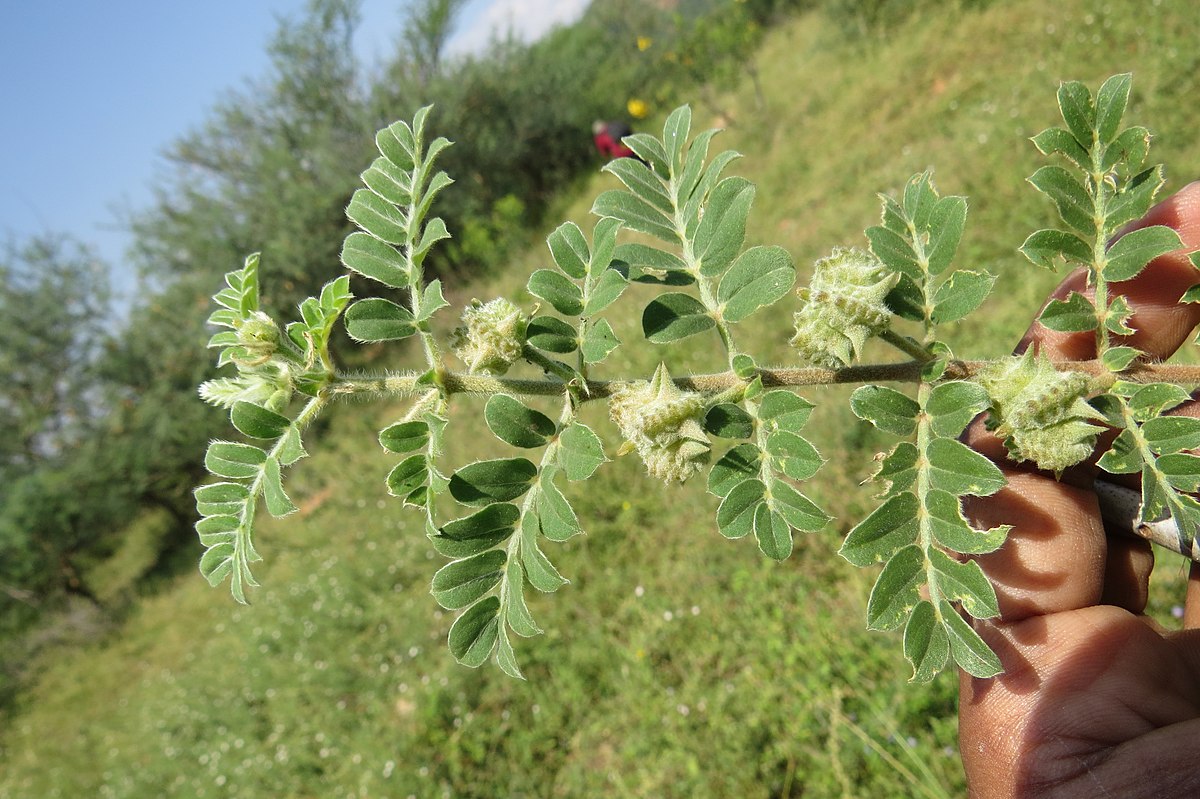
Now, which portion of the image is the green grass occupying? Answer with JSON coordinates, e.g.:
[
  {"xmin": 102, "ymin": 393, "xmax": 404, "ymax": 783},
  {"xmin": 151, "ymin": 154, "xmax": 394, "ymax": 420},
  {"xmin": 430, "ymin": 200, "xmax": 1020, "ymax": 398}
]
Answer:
[{"xmin": 4, "ymin": 1, "xmax": 1200, "ymax": 796}]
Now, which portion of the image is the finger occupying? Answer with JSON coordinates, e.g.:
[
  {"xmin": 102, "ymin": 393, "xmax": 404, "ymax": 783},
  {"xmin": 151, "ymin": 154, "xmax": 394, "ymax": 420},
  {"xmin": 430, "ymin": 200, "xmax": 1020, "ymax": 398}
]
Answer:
[
  {"xmin": 966, "ymin": 183, "xmax": 1200, "ymax": 621},
  {"xmin": 1185, "ymin": 562, "xmax": 1200, "ymax": 630},
  {"xmin": 963, "ymin": 472, "xmax": 1106, "ymax": 620}
]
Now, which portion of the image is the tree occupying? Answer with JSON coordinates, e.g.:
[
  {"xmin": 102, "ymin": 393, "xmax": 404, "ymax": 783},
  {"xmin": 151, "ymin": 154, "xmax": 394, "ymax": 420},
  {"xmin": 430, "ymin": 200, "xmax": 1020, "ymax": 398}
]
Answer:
[{"xmin": 0, "ymin": 236, "xmax": 110, "ymax": 483}]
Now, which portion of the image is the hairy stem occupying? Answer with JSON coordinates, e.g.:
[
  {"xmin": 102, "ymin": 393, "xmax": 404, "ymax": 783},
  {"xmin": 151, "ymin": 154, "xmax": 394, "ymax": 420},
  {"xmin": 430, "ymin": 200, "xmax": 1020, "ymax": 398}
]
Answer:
[{"xmin": 326, "ymin": 360, "xmax": 1200, "ymax": 402}]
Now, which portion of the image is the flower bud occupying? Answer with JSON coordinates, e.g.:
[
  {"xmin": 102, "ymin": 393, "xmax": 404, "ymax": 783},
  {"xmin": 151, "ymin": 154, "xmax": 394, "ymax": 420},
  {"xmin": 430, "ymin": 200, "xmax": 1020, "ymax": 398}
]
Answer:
[
  {"xmin": 978, "ymin": 350, "xmax": 1105, "ymax": 473},
  {"xmin": 236, "ymin": 311, "xmax": 281, "ymax": 362},
  {"xmin": 451, "ymin": 298, "xmax": 528, "ymax": 375},
  {"xmin": 790, "ymin": 247, "xmax": 898, "ymax": 368},
  {"xmin": 609, "ymin": 363, "xmax": 711, "ymax": 483}
]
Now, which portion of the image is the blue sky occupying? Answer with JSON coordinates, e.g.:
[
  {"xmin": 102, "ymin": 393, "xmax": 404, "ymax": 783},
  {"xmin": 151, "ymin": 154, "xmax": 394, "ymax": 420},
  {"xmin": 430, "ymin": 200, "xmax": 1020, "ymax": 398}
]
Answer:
[{"xmin": 0, "ymin": 0, "xmax": 588, "ymax": 303}]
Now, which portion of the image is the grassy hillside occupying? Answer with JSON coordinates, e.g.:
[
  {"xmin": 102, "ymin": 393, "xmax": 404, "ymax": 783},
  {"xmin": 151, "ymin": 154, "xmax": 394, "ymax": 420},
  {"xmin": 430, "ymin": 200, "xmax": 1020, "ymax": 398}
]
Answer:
[{"xmin": 3, "ymin": 1, "xmax": 1199, "ymax": 797}]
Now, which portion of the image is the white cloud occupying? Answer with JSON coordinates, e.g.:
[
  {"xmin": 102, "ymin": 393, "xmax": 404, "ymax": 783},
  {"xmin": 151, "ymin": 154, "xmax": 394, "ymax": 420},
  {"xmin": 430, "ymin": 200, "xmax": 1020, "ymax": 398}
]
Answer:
[{"xmin": 449, "ymin": 0, "xmax": 590, "ymax": 56}]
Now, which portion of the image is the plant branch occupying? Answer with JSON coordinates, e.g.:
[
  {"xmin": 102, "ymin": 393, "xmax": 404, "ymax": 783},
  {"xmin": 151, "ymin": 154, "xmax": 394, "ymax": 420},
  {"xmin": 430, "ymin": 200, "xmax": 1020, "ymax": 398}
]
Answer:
[{"xmin": 325, "ymin": 360, "xmax": 1200, "ymax": 402}]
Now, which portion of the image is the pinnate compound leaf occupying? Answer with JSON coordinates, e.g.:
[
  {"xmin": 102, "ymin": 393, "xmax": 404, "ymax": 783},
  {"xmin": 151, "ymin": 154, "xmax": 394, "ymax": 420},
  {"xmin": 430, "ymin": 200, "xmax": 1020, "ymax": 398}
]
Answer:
[
  {"xmin": 874, "ymin": 442, "xmax": 919, "ymax": 495},
  {"xmin": 520, "ymin": 514, "xmax": 568, "ymax": 592},
  {"xmin": 622, "ymin": 133, "xmax": 670, "ymax": 178},
  {"xmin": 431, "ymin": 551, "xmax": 506, "ymax": 610},
  {"xmin": 865, "ymin": 225, "xmax": 921, "ymax": 281},
  {"xmin": 866, "ymin": 544, "xmax": 924, "ymax": 631},
  {"xmin": 927, "ymin": 438, "xmax": 1005, "ymax": 496},
  {"xmin": 387, "ymin": 454, "xmax": 429, "ymax": 498},
  {"xmin": 1101, "ymin": 346, "xmax": 1140, "ymax": 372},
  {"xmin": 547, "ymin": 221, "xmax": 589, "ymax": 279},
  {"xmin": 1141, "ymin": 415, "xmax": 1200, "ymax": 454},
  {"xmin": 505, "ymin": 560, "xmax": 542, "ymax": 637},
  {"xmin": 941, "ymin": 601, "xmax": 1002, "ymax": 677},
  {"xmin": 527, "ymin": 269, "xmax": 583, "ymax": 316},
  {"xmin": 557, "ymin": 422, "xmax": 607, "ymax": 481},
  {"xmin": 708, "ymin": 444, "xmax": 761, "ymax": 497},
  {"xmin": 1157, "ymin": 453, "xmax": 1200, "ymax": 493},
  {"xmin": 695, "ymin": 177, "xmax": 755, "ymax": 276},
  {"xmin": 642, "ymin": 293, "xmax": 714, "ymax": 342},
  {"xmin": 591, "ymin": 190, "xmax": 675, "ymax": 243},
  {"xmin": 717, "ymin": 245, "xmax": 795, "ymax": 322},
  {"xmin": 577, "ymin": 320, "xmax": 619, "ymax": 365},
  {"xmin": 416, "ymin": 280, "xmax": 449, "ymax": 321},
  {"xmin": 347, "ymin": 188, "xmax": 407, "ymax": 244},
  {"xmin": 1107, "ymin": 166, "xmax": 1165, "ymax": 232},
  {"xmin": 767, "ymin": 479, "xmax": 829, "ymax": 533},
  {"xmin": 344, "ymin": 298, "xmax": 416, "ymax": 342},
  {"xmin": 379, "ymin": 420, "xmax": 429, "ymax": 454},
  {"xmin": 1103, "ymin": 126, "xmax": 1150, "ymax": 171},
  {"xmin": 341, "ymin": 232, "xmax": 408, "ymax": 288},
  {"xmin": 431, "ymin": 503, "xmax": 519, "ymax": 559},
  {"xmin": 1028, "ymin": 166, "xmax": 1095, "ymax": 236},
  {"xmin": 262, "ymin": 457, "xmax": 298, "ymax": 517},
  {"xmin": 705, "ymin": 403, "xmax": 755, "ymax": 439},
  {"xmin": 1105, "ymin": 225, "xmax": 1183, "ymax": 282},
  {"xmin": 525, "ymin": 316, "xmax": 577, "ymax": 353},
  {"xmin": 753, "ymin": 504, "xmax": 792, "ymax": 560},
  {"xmin": 537, "ymin": 470, "xmax": 583, "ymax": 542},
  {"xmin": 1094, "ymin": 73, "xmax": 1132, "ymax": 145},
  {"xmin": 766, "ymin": 431, "xmax": 824, "ymax": 481},
  {"xmin": 584, "ymin": 268, "xmax": 628, "ymax": 316},
  {"xmin": 839, "ymin": 492, "xmax": 919, "ymax": 567},
  {"xmin": 929, "ymin": 549, "xmax": 999, "ymax": 619},
  {"xmin": 926, "ymin": 381, "xmax": 990, "ymax": 438},
  {"xmin": 1020, "ymin": 228, "xmax": 1092, "ymax": 269},
  {"xmin": 602, "ymin": 156, "xmax": 673, "ymax": 215},
  {"xmin": 495, "ymin": 628, "xmax": 525, "ymax": 680},
  {"xmin": 1096, "ymin": 429, "xmax": 1142, "ymax": 474},
  {"xmin": 662, "ymin": 105, "xmax": 692, "ymax": 173},
  {"xmin": 717, "ymin": 478, "xmax": 765, "ymax": 539},
  {"xmin": 1126, "ymin": 382, "xmax": 1192, "ymax": 421},
  {"xmin": 206, "ymin": 441, "xmax": 267, "ymax": 480},
  {"xmin": 1039, "ymin": 292, "xmax": 1097, "ymax": 332},
  {"xmin": 614, "ymin": 242, "xmax": 687, "ymax": 276},
  {"xmin": 758, "ymin": 391, "xmax": 814, "ymax": 432},
  {"xmin": 850, "ymin": 386, "xmax": 919, "ymax": 436},
  {"xmin": 926, "ymin": 489, "xmax": 1007, "ymax": 555},
  {"xmin": 1031, "ymin": 127, "xmax": 1090, "ymax": 170},
  {"xmin": 484, "ymin": 395, "xmax": 556, "ymax": 449},
  {"xmin": 932, "ymin": 270, "xmax": 995, "ymax": 324},
  {"xmin": 904, "ymin": 601, "xmax": 949, "ymax": 683},
  {"xmin": 448, "ymin": 597, "xmax": 500, "ymax": 667},
  {"xmin": 1056, "ymin": 80, "xmax": 1094, "ymax": 146},
  {"xmin": 449, "ymin": 458, "xmax": 537, "ymax": 506},
  {"xmin": 231, "ymin": 402, "xmax": 291, "ymax": 440},
  {"xmin": 926, "ymin": 195, "xmax": 967, "ymax": 276}
]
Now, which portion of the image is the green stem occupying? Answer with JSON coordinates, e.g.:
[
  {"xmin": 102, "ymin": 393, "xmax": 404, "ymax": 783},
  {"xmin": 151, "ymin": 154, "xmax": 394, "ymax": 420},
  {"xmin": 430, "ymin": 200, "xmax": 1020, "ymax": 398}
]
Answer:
[
  {"xmin": 878, "ymin": 329, "xmax": 934, "ymax": 363},
  {"xmin": 325, "ymin": 361, "xmax": 1200, "ymax": 402},
  {"xmin": 1089, "ymin": 132, "xmax": 1112, "ymax": 352}
]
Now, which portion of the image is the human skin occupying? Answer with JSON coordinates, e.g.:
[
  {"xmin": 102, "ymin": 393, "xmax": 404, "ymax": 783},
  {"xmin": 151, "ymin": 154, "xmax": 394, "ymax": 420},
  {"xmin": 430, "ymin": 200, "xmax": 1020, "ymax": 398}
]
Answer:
[{"xmin": 958, "ymin": 181, "xmax": 1200, "ymax": 797}]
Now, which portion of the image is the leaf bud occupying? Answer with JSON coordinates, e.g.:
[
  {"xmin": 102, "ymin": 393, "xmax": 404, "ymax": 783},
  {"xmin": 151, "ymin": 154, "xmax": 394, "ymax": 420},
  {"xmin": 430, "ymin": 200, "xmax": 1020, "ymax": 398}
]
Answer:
[
  {"xmin": 451, "ymin": 298, "xmax": 528, "ymax": 375},
  {"xmin": 609, "ymin": 363, "xmax": 711, "ymax": 483},
  {"xmin": 790, "ymin": 247, "xmax": 898, "ymax": 368},
  {"xmin": 978, "ymin": 350, "xmax": 1106, "ymax": 473}
]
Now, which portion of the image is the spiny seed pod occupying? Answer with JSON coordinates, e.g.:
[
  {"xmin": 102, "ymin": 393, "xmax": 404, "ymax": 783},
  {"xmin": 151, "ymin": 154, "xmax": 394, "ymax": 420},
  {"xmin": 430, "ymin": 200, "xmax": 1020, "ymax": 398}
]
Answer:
[
  {"xmin": 790, "ymin": 247, "xmax": 898, "ymax": 368},
  {"xmin": 978, "ymin": 350, "xmax": 1105, "ymax": 473},
  {"xmin": 609, "ymin": 363, "xmax": 711, "ymax": 483},
  {"xmin": 450, "ymin": 298, "xmax": 528, "ymax": 375}
]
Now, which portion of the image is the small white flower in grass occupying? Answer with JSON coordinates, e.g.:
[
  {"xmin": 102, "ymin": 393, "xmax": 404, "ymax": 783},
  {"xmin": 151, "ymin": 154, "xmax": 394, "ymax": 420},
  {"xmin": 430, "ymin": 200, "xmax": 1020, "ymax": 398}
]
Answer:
[{"xmin": 790, "ymin": 247, "xmax": 898, "ymax": 368}]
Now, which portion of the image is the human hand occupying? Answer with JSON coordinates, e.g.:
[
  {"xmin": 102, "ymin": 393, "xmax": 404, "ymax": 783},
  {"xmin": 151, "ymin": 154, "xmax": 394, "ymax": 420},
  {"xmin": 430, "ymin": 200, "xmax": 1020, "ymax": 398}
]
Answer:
[{"xmin": 959, "ymin": 181, "xmax": 1200, "ymax": 798}]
